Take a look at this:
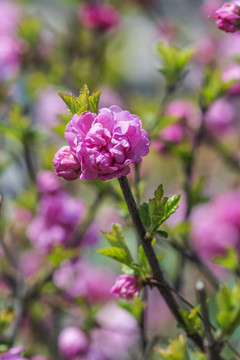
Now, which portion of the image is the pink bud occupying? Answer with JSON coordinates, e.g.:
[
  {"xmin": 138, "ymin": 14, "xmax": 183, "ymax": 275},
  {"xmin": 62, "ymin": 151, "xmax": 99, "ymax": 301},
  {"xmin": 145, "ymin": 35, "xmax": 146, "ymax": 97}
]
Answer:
[
  {"xmin": 52, "ymin": 146, "xmax": 81, "ymax": 180},
  {"xmin": 215, "ymin": 2, "xmax": 240, "ymax": 33},
  {"xmin": 110, "ymin": 274, "xmax": 142, "ymax": 300},
  {"xmin": 58, "ymin": 326, "xmax": 88, "ymax": 359}
]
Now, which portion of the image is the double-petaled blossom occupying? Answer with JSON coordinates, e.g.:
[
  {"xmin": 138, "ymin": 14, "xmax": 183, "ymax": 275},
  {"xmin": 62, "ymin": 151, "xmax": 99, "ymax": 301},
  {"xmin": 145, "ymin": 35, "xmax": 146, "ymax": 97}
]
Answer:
[
  {"xmin": 54, "ymin": 106, "xmax": 149, "ymax": 181},
  {"xmin": 58, "ymin": 327, "xmax": 88, "ymax": 359},
  {"xmin": 214, "ymin": 2, "xmax": 240, "ymax": 32},
  {"xmin": 110, "ymin": 274, "xmax": 142, "ymax": 300}
]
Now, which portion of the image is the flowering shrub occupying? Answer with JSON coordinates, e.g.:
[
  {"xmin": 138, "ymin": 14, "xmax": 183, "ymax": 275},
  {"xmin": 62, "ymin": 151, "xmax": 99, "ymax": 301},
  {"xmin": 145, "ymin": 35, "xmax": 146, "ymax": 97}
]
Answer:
[{"xmin": 1, "ymin": 1, "xmax": 240, "ymax": 360}]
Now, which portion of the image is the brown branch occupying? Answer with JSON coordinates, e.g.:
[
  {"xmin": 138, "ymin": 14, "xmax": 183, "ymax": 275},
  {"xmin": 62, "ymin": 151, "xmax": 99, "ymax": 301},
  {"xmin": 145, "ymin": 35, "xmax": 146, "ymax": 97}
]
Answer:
[{"xmin": 118, "ymin": 176, "xmax": 204, "ymax": 351}]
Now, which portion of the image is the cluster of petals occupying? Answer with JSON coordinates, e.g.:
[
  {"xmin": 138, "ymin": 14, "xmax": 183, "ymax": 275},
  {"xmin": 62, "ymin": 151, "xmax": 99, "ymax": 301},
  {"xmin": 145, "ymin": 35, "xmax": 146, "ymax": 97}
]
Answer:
[
  {"xmin": 27, "ymin": 171, "xmax": 98, "ymax": 253},
  {"xmin": 110, "ymin": 274, "xmax": 142, "ymax": 300},
  {"xmin": 214, "ymin": 2, "xmax": 240, "ymax": 32},
  {"xmin": 54, "ymin": 105, "xmax": 149, "ymax": 181},
  {"xmin": 78, "ymin": 2, "xmax": 119, "ymax": 31},
  {"xmin": 191, "ymin": 189, "xmax": 240, "ymax": 264}
]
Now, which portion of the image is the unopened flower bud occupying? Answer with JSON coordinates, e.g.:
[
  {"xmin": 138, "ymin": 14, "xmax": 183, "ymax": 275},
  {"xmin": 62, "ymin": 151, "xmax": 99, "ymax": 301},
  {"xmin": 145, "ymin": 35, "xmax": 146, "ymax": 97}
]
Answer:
[
  {"xmin": 52, "ymin": 146, "xmax": 81, "ymax": 180},
  {"xmin": 215, "ymin": 2, "xmax": 240, "ymax": 33}
]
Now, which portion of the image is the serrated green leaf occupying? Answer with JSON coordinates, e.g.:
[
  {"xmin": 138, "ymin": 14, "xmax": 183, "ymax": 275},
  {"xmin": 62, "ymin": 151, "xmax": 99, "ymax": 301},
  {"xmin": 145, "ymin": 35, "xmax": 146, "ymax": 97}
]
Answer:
[
  {"xmin": 160, "ymin": 194, "xmax": 181, "ymax": 225},
  {"xmin": 138, "ymin": 202, "xmax": 151, "ymax": 229},
  {"xmin": 149, "ymin": 184, "xmax": 168, "ymax": 232},
  {"xmin": 58, "ymin": 93, "xmax": 83, "ymax": 114},
  {"xmin": 98, "ymin": 247, "xmax": 131, "ymax": 266},
  {"xmin": 88, "ymin": 90, "xmax": 102, "ymax": 113}
]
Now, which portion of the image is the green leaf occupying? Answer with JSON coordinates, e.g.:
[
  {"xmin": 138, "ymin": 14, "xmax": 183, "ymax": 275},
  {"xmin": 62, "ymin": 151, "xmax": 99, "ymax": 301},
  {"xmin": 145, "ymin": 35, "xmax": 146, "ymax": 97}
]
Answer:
[
  {"xmin": 149, "ymin": 184, "xmax": 168, "ymax": 233},
  {"xmin": 117, "ymin": 296, "xmax": 145, "ymax": 321},
  {"xmin": 217, "ymin": 283, "xmax": 240, "ymax": 335},
  {"xmin": 214, "ymin": 247, "xmax": 239, "ymax": 272},
  {"xmin": 156, "ymin": 334, "xmax": 190, "ymax": 360},
  {"xmin": 102, "ymin": 224, "xmax": 132, "ymax": 265},
  {"xmin": 156, "ymin": 230, "xmax": 168, "ymax": 238},
  {"xmin": 138, "ymin": 202, "xmax": 151, "ymax": 229},
  {"xmin": 121, "ymin": 264, "xmax": 135, "ymax": 275},
  {"xmin": 88, "ymin": 90, "xmax": 102, "ymax": 113},
  {"xmin": 160, "ymin": 194, "xmax": 181, "ymax": 224},
  {"xmin": 97, "ymin": 247, "xmax": 131, "ymax": 266}
]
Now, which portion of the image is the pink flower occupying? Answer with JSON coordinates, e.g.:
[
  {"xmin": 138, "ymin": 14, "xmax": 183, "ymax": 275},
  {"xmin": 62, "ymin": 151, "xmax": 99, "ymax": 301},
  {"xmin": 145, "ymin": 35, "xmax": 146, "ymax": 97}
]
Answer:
[
  {"xmin": 90, "ymin": 303, "xmax": 139, "ymax": 359},
  {"xmin": 191, "ymin": 189, "xmax": 240, "ymax": 266},
  {"xmin": 63, "ymin": 106, "xmax": 149, "ymax": 180},
  {"xmin": 53, "ymin": 146, "xmax": 81, "ymax": 181},
  {"xmin": 53, "ymin": 258, "xmax": 114, "ymax": 302},
  {"xmin": 152, "ymin": 100, "xmax": 201, "ymax": 152},
  {"xmin": 110, "ymin": 274, "xmax": 142, "ymax": 300},
  {"xmin": 27, "ymin": 190, "xmax": 98, "ymax": 253},
  {"xmin": 222, "ymin": 64, "xmax": 240, "ymax": 95},
  {"xmin": 215, "ymin": 2, "xmax": 240, "ymax": 32},
  {"xmin": 0, "ymin": 346, "xmax": 27, "ymax": 360},
  {"xmin": 36, "ymin": 171, "xmax": 62, "ymax": 194},
  {"xmin": 0, "ymin": 35, "xmax": 23, "ymax": 82},
  {"xmin": 78, "ymin": 2, "xmax": 119, "ymax": 31},
  {"xmin": 204, "ymin": 98, "xmax": 235, "ymax": 134},
  {"xmin": 0, "ymin": 1, "xmax": 21, "ymax": 36},
  {"xmin": 58, "ymin": 326, "xmax": 88, "ymax": 359}
]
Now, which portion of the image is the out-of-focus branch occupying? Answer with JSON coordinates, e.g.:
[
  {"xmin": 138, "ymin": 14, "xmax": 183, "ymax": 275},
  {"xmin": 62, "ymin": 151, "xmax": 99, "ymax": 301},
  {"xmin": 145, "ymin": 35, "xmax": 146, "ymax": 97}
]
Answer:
[{"xmin": 196, "ymin": 279, "xmax": 221, "ymax": 360}]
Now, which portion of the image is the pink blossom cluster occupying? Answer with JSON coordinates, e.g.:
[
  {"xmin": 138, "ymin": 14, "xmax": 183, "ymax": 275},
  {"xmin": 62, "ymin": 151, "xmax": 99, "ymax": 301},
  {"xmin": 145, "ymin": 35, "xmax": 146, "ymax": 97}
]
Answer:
[
  {"xmin": 152, "ymin": 100, "xmax": 201, "ymax": 152},
  {"xmin": 78, "ymin": 2, "xmax": 119, "ymax": 31},
  {"xmin": 214, "ymin": 2, "xmax": 240, "ymax": 32},
  {"xmin": 110, "ymin": 274, "xmax": 142, "ymax": 300},
  {"xmin": 191, "ymin": 189, "xmax": 240, "ymax": 265},
  {"xmin": 53, "ymin": 258, "xmax": 114, "ymax": 303},
  {"xmin": 0, "ymin": 1, "xmax": 23, "ymax": 82},
  {"xmin": 27, "ymin": 171, "xmax": 99, "ymax": 253},
  {"xmin": 53, "ymin": 106, "xmax": 149, "ymax": 180},
  {"xmin": 58, "ymin": 304, "xmax": 139, "ymax": 360}
]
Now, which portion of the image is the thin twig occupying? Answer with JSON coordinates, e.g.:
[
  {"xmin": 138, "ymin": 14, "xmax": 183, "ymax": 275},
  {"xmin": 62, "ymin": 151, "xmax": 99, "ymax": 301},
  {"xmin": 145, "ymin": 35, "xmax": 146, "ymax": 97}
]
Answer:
[{"xmin": 196, "ymin": 279, "xmax": 221, "ymax": 360}]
